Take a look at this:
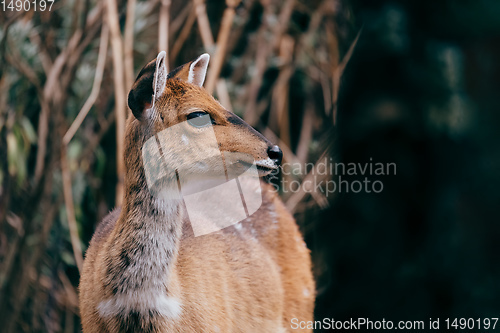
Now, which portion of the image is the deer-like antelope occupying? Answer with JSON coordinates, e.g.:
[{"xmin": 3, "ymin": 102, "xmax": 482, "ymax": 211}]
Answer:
[{"xmin": 79, "ymin": 52, "xmax": 315, "ymax": 332}]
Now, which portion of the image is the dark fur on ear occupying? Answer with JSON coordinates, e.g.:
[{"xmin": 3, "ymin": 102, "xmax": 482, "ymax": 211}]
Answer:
[
  {"xmin": 166, "ymin": 63, "xmax": 190, "ymax": 81},
  {"xmin": 127, "ymin": 58, "xmax": 156, "ymax": 120}
]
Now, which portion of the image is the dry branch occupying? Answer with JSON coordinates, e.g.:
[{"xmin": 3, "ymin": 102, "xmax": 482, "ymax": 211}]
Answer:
[
  {"xmin": 193, "ymin": 0, "xmax": 215, "ymax": 50},
  {"xmin": 286, "ymin": 150, "xmax": 330, "ymax": 213},
  {"xmin": 4, "ymin": 42, "xmax": 50, "ymax": 185},
  {"xmin": 159, "ymin": 0, "xmax": 171, "ymax": 68},
  {"xmin": 28, "ymin": 32, "xmax": 53, "ymax": 75},
  {"xmin": 192, "ymin": 0, "xmax": 233, "ymax": 109},
  {"xmin": 105, "ymin": 0, "xmax": 127, "ymax": 205},
  {"xmin": 244, "ymin": 0, "xmax": 295, "ymax": 125},
  {"xmin": 60, "ymin": 148, "xmax": 84, "ymax": 273},
  {"xmin": 332, "ymin": 28, "xmax": 361, "ymax": 124},
  {"xmin": 63, "ymin": 24, "xmax": 109, "ymax": 145},
  {"xmin": 169, "ymin": 2, "xmax": 192, "ymax": 38},
  {"xmin": 170, "ymin": 7, "xmax": 197, "ymax": 65},
  {"xmin": 0, "ymin": 3, "xmax": 105, "ymax": 331},
  {"xmin": 124, "ymin": 0, "xmax": 137, "ymax": 92},
  {"xmin": 205, "ymin": 0, "xmax": 240, "ymax": 94},
  {"xmin": 296, "ymin": 102, "xmax": 314, "ymax": 164},
  {"xmin": 59, "ymin": 24, "xmax": 109, "ymax": 275},
  {"xmin": 269, "ymin": 35, "xmax": 294, "ymax": 146},
  {"xmin": 243, "ymin": 2, "xmax": 273, "ymax": 125},
  {"xmin": 216, "ymin": 79, "xmax": 233, "ymax": 112}
]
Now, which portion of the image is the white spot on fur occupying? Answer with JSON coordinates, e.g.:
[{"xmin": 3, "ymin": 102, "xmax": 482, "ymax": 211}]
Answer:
[
  {"xmin": 269, "ymin": 206, "xmax": 278, "ymax": 225},
  {"xmin": 234, "ymin": 223, "xmax": 242, "ymax": 231},
  {"xmin": 303, "ymin": 288, "xmax": 310, "ymax": 297},
  {"xmin": 181, "ymin": 134, "xmax": 189, "ymax": 145},
  {"xmin": 98, "ymin": 293, "xmax": 182, "ymax": 319}
]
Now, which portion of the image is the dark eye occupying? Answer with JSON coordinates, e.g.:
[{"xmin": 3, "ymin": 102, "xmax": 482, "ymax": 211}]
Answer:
[{"xmin": 186, "ymin": 111, "xmax": 214, "ymax": 128}]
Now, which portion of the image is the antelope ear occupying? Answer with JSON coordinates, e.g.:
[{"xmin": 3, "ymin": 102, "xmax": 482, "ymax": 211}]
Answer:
[
  {"xmin": 153, "ymin": 51, "xmax": 168, "ymax": 104},
  {"xmin": 167, "ymin": 53, "xmax": 210, "ymax": 87},
  {"xmin": 127, "ymin": 51, "xmax": 168, "ymax": 120},
  {"xmin": 187, "ymin": 53, "xmax": 209, "ymax": 87}
]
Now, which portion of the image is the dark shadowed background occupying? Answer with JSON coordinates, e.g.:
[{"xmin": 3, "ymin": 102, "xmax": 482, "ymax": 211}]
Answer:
[{"xmin": 1, "ymin": 0, "xmax": 499, "ymax": 332}]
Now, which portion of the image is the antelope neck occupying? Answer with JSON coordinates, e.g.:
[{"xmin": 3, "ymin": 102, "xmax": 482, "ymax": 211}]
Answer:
[{"xmin": 99, "ymin": 177, "xmax": 183, "ymax": 320}]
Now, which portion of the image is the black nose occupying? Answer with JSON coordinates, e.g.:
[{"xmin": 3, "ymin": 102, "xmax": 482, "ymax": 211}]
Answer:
[{"xmin": 267, "ymin": 145, "xmax": 283, "ymax": 166}]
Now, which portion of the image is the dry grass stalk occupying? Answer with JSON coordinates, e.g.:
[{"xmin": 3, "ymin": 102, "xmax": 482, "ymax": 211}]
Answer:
[
  {"xmin": 105, "ymin": 0, "xmax": 127, "ymax": 205},
  {"xmin": 332, "ymin": 28, "xmax": 361, "ymax": 124},
  {"xmin": 159, "ymin": 0, "xmax": 171, "ymax": 68},
  {"xmin": 60, "ymin": 148, "xmax": 84, "ymax": 273},
  {"xmin": 0, "ymin": 5, "xmax": 104, "ymax": 331},
  {"xmin": 205, "ymin": 0, "xmax": 240, "ymax": 94},
  {"xmin": 169, "ymin": 2, "xmax": 192, "ymax": 38},
  {"xmin": 3, "ymin": 47, "xmax": 49, "ymax": 185},
  {"xmin": 270, "ymin": 35, "xmax": 294, "ymax": 146},
  {"xmin": 63, "ymin": 24, "xmax": 109, "ymax": 145},
  {"xmin": 193, "ymin": 0, "xmax": 215, "ymax": 49},
  {"xmin": 28, "ymin": 32, "xmax": 53, "ymax": 75},
  {"xmin": 34, "ymin": 5, "xmax": 103, "ymax": 187},
  {"xmin": 296, "ymin": 101, "xmax": 314, "ymax": 164},
  {"xmin": 58, "ymin": 270, "xmax": 79, "ymax": 311},
  {"xmin": 243, "ymin": 2, "xmax": 273, "ymax": 125},
  {"xmin": 244, "ymin": 0, "xmax": 296, "ymax": 126},
  {"xmin": 216, "ymin": 79, "xmax": 233, "ymax": 111},
  {"xmin": 170, "ymin": 7, "xmax": 197, "ymax": 65},
  {"xmin": 272, "ymin": 0, "xmax": 295, "ymax": 51},
  {"xmin": 286, "ymin": 151, "xmax": 330, "ymax": 213},
  {"xmin": 192, "ymin": 0, "xmax": 233, "ymax": 109},
  {"xmin": 59, "ymin": 25, "xmax": 109, "ymax": 275},
  {"xmin": 124, "ymin": 0, "xmax": 137, "ymax": 92}
]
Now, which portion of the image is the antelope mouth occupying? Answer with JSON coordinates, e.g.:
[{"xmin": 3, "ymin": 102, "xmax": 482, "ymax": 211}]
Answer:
[{"xmin": 238, "ymin": 158, "xmax": 278, "ymax": 177}]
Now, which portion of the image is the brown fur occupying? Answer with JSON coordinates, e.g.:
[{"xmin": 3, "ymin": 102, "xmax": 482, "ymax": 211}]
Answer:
[{"xmin": 80, "ymin": 55, "xmax": 315, "ymax": 332}]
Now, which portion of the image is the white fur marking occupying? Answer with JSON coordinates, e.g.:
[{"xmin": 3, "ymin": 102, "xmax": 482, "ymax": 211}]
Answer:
[
  {"xmin": 195, "ymin": 161, "xmax": 208, "ymax": 171},
  {"xmin": 98, "ymin": 293, "xmax": 182, "ymax": 319},
  {"xmin": 155, "ymin": 189, "xmax": 182, "ymax": 212},
  {"xmin": 181, "ymin": 134, "xmax": 189, "ymax": 145}
]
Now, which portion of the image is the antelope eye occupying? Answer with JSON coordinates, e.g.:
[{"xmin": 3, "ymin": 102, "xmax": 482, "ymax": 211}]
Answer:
[{"xmin": 186, "ymin": 112, "xmax": 214, "ymax": 128}]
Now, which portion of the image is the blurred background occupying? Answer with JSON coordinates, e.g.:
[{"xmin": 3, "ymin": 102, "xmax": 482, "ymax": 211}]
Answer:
[{"xmin": 1, "ymin": 0, "xmax": 500, "ymax": 332}]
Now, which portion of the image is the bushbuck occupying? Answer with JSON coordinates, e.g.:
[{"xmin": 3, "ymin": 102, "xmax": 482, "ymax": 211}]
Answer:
[{"xmin": 79, "ymin": 51, "xmax": 315, "ymax": 332}]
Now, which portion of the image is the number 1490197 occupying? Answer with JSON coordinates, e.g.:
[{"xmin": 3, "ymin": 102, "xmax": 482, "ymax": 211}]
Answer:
[
  {"xmin": 445, "ymin": 318, "xmax": 498, "ymax": 330},
  {"xmin": 1, "ymin": 0, "xmax": 54, "ymax": 11}
]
